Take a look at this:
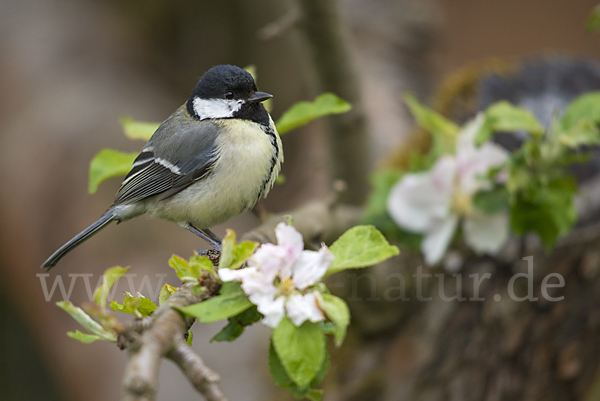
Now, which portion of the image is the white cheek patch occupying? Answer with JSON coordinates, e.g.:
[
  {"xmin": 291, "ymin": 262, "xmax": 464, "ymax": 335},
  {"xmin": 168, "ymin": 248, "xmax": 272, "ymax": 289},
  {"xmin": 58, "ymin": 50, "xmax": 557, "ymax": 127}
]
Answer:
[{"xmin": 193, "ymin": 97, "xmax": 244, "ymax": 120}]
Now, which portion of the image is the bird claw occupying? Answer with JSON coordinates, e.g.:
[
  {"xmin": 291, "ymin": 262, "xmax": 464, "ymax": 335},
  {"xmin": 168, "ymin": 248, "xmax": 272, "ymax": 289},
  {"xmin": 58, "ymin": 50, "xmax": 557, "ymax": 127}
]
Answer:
[{"xmin": 197, "ymin": 248, "xmax": 222, "ymax": 265}]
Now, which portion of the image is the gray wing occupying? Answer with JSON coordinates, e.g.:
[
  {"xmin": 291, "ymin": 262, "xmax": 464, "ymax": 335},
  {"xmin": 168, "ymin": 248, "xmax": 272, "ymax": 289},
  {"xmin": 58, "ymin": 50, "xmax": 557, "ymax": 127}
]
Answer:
[{"xmin": 113, "ymin": 119, "xmax": 219, "ymax": 205}]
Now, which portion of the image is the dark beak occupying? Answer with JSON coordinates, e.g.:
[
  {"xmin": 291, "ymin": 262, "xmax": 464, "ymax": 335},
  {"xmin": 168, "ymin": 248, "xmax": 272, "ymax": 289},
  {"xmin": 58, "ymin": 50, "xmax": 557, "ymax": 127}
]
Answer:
[{"xmin": 248, "ymin": 91, "xmax": 273, "ymax": 103}]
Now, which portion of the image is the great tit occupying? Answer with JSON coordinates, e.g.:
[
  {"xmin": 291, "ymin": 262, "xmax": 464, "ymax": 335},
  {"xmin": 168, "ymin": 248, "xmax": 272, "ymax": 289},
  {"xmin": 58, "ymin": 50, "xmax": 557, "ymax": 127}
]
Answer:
[{"xmin": 42, "ymin": 64, "xmax": 283, "ymax": 269}]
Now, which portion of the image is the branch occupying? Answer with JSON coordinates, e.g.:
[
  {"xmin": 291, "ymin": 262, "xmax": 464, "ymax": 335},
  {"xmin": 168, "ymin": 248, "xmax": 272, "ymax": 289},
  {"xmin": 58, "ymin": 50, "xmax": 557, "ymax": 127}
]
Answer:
[
  {"xmin": 243, "ymin": 200, "xmax": 363, "ymax": 247},
  {"xmin": 167, "ymin": 339, "xmax": 227, "ymax": 401},
  {"xmin": 121, "ymin": 277, "xmax": 226, "ymax": 401},
  {"xmin": 257, "ymin": 5, "xmax": 300, "ymax": 40},
  {"xmin": 297, "ymin": 0, "xmax": 370, "ymax": 205}
]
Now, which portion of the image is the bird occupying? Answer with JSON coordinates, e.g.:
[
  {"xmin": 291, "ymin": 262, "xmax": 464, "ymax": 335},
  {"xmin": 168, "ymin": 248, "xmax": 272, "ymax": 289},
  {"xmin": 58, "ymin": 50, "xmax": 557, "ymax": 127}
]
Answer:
[{"xmin": 42, "ymin": 64, "xmax": 283, "ymax": 269}]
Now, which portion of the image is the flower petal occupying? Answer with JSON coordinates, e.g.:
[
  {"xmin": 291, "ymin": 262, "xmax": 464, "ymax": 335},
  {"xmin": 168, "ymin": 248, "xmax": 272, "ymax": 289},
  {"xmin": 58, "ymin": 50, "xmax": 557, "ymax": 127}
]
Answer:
[
  {"xmin": 218, "ymin": 267, "xmax": 247, "ymax": 282},
  {"xmin": 258, "ymin": 296, "xmax": 286, "ymax": 328},
  {"xmin": 275, "ymin": 222, "xmax": 304, "ymax": 261},
  {"xmin": 220, "ymin": 266, "xmax": 279, "ymax": 307},
  {"xmin": 285, "ymin": 293, "xmax": 324, "ymax": 326},
  {"xmin": 248, "ymin": 243, "xmax": 293, "ymax": 280},
  {"xmin": 292, "ymin": 247, "xmax": 334, "ymax": 290},
  {"xmin": 421, "ymin": 215, "xmax": 459, "ymax": 265},
  {"xmin": 463, "ymin": 212, "xmax": 509, "ymax": 254},
  {"xmin": 387, "ymin": 156, "xmax": 455, "ymax": 233},
  {"xmin": 456, "ymin": 115, "xmax": 509, "ymax": 194}
]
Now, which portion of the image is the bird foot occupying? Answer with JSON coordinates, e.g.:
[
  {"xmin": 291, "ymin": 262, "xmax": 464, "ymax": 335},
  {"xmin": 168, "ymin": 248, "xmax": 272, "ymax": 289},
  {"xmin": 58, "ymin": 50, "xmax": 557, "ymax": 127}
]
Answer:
[{"xmin": 197, "ymin": 248, "xmax": 222, "ymax": 265}]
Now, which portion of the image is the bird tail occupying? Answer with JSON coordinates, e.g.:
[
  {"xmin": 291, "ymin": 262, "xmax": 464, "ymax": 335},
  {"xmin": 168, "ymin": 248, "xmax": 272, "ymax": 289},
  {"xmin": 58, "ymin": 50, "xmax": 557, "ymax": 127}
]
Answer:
[{"xmin": 41, "ymin": 211, "xmax": 116, "ymax": 269}]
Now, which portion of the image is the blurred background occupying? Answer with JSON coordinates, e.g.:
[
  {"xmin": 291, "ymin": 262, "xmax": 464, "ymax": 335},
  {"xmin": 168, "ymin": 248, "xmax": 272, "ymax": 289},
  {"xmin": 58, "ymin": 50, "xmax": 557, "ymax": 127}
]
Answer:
[{"xmin": 1, "ymin": 0, "xmax": 600, "ymax": 400}]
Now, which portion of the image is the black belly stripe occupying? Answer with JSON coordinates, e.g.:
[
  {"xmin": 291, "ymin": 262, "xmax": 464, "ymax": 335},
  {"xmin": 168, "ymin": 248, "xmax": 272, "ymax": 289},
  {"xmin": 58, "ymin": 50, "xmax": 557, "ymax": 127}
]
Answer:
[{"xmin": 256, "ymin": 125, "xmax": 280, "ymax": 203}]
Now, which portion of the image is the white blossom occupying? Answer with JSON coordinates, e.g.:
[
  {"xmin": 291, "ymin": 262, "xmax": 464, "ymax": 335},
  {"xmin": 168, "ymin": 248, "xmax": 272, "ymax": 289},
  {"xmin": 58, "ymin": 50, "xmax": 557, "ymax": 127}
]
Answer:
[
  {"xmin": 219, "ymin": 223, "xmax": 334, "ymax": 328},
  {"xmin": 387, "ymin": 114, "xmax": 509, "ymax": 265}
]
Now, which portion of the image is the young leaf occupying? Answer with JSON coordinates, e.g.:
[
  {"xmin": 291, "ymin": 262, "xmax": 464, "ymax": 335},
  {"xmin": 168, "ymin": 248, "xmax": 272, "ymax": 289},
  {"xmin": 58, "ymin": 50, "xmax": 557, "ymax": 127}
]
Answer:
[
  {"xmin": 476, "ymin": 101, "xmax": 544, "ymax": 145},
  {"xmin": 89, "ymin": 149, "xmax": 137, "ymax": 194},
  {"xmin": 276, "ymin": 93, "xmax": 351, "ymax": 135},
  {"xmin": 159, "ymin": 283, "xmax": 177, "ymax": 305},
  {"xmin": 269, "ymin": 341, "xmax": 294, "ymax": 389},
  {"xmin": 272, "ymin": 318, "xmax": 326, "ymax": 388},
  {"xmin": 169, "ymin": 255, "xmax": 190, "ymax": 280},
  {"xmin": 472, "ymin": 187, "xmax": 510, "ymax": 214},
  {"xmin": 219, "ymin": 230, "xmax": 258, "ymax": 270},
  {"xmin": 559, "ymin": 120, "xmax": 600, "ymax": 147},
  {"xmin": 211, "ymin": 306, "xmax": 262, "ymax": 342},
  {"xmin": 326, "ymin": 225, "xmax": 399, "ymax": 276},
  {"xmin": 510, "ymin": 177, "xmax": 577, "ymax": 247},
  {"xmin": 189, "ymin": 255, "xmax": 216, "ymax": 277},
  {"xmin": 559, "ymin": 92, "xmax": 600, "ymax": 132},
  {"xmin": 110, "ymin": 293, "xmax": 157, "ymax": 318},
  {"xmin": 305, "ymin": 390, "xmax": 324, "ymax": 401},
  {"xmin": 268, "ymin": 339, "xmax": 330, "ymax": 399},
  {"xmin": 56, "ymin": 301, "xmax": 117, "ymax": 342},
  {"xmin": 67, "ymin": 330, "xmax": 102, "ymax": 344},
  {"xmin": 220, "ymin": 281, "xmax": 243, "ymax": 296},
  {"xmin": 176, "ymin": 292, "xmax": 252, "ymax": 323},
  {"xmin": 120, "ymin": 117, "xmax": 160, "ymax": 141},
  {"xmin": 319, "ymin": 294, "xmax": 350, "ymax": 347},
  {"xmin": 93, "ymin": 266, "xmax": 129, "ymax": 309},
  {"xmin": 403, "ymin": 93, "xmax": 459, "ymax": 154}
]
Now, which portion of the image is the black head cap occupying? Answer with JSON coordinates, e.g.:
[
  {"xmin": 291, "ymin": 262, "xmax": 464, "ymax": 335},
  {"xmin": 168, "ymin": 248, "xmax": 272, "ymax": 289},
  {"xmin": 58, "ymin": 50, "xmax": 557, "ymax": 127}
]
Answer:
[
  {"xmin": 186, "ymin": 65, "xmax": 271, "ymax": 125},
  {"xmin": 189, "ymin": 65, "xmax": 256, "ymax": 101}
]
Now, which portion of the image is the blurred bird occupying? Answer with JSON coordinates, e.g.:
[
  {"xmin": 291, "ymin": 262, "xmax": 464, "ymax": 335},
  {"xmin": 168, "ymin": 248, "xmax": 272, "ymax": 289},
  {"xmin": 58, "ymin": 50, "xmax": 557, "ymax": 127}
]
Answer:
[{"xmin": 42, "ymin": 64, "xmax": 283, "ymax": 268}]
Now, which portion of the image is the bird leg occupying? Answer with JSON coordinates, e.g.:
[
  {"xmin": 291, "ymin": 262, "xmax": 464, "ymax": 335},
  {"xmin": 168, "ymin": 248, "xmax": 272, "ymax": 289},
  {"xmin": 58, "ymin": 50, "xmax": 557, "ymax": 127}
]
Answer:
[{"xmin": 180, "ymin": 223, "xmax": 223, "ymax": 253}]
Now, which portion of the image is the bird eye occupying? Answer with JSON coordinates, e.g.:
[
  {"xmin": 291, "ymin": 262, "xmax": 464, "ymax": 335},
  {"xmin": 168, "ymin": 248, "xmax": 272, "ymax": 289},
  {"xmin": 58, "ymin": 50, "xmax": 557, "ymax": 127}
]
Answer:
[{"xmin": 224, "ymin": 91, "xmax": 234, "ymax": 99}]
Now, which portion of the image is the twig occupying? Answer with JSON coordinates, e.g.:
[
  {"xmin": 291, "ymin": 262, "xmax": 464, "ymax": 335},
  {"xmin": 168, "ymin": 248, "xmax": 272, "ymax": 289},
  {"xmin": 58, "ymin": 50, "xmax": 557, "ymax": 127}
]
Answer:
[
  {"xmin": 242, "ymin": 200, "xmax": 362, "ymax": 248},
  {"xmin": 167, "ymin": 339, "xmax": 228, "ymax": 401},
  {"xmin": 121, "ymin": 278, "xmax": 225, "ymax": 401},
  {"xmin": 257, "ymin": 6, "xmax": 300, "ymax": 40}
]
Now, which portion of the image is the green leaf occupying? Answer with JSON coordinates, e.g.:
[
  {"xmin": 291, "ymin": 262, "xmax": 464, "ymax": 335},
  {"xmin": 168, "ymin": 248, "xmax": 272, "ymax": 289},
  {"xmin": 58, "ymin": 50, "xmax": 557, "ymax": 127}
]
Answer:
[
  {"xmin": 56, "ymin": 301, "xmax": 117, "ymax": 342},
  {"xmin": 586, "ymin": 4, "xmax": 600, "ymax": 33},
  {"xmin": 276, "ymin": 93, "xmax": 351, "ymax": 135},
  {"xmin": 305, "ymin": 390, "xmax": 324, "ymax": 401},
  {"xmin": 510, "ymin": 177, "xmax": 577, "ymax": 247},
  {"xmin": 269, "ymin": 337, "xmax": 329, "ymax": 399},
  {"xmin": 89, "ymin": 149, "xmax": 137, "ymax": 194},
  {"xmin": 176, "ymin": 292, "xmax": 253, "ymax": 323},
  {"xmin": 404, "ymin": 93, "xmax": 459, "ymax": 154},
  {"xmin": 169, "ymin": 254, "xmax": 206, "ymax": 282},
  {"xmin": 272, "ymin": 318, "xmax": 326, "ymax": 388},
  {"xmin": 189, "ymin": 255, "xmax": 216, "ymax": 277},
  {"xmin": 319, "ymin": 294, "xmax": 350, "ymax": 347},
  {"xmin": 472, "ymin": 187, "xmax": 510, "ymax": 214},
  {"xmin": 326, "ymin": 225, "xmax": 399, "ymax": 276},
  {"xmin": 476, "ymin": 101, "xmax": 544, "ymax": 145},
  {"xmin": 67, "ymin": 330, "xmax": 102, "ymax": 344},
  {"xmin": 212, "ymin": 306, "xmax": 262, "ymax": 342},
  {"xmin": 169, "ymin": 255, "xmax": 190, "ymax": 280},
  {"xmin": 120, "ymin": 117, "xmax": 160, "ymax": 141},
  {"xmin": 219, "ymin": 230, "xmax": 258, "ymax": 270},
  {"xmin": 560, "ymin": 92, "xmax": 600, "ymax": 132},
  {"xmin": 220, "ymin": 281, "xmax": 243, "ymax": 296},
  {"xmin": 110, "ymin": 293, "xmax": 157, "ymax": 318},
  {"xmin": 159, "ymin": 283, "xmax": 177, "ymax": 305},
  {"xmin": 93, "ymin": 266, "xmax": 129, "ymax": 309},
  {"xmin": 269, "ymin": 340, "xmax": 294, "ymax": 388},
  {"xmin": 559, "ymin": 120, "xmax": 600, "ymax": 147}
]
